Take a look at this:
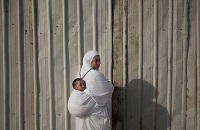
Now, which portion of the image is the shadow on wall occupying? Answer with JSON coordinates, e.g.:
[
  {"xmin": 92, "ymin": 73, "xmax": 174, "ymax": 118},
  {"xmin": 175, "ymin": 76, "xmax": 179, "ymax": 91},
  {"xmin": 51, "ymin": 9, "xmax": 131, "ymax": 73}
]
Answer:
[{"xmin": 112, "ymin": 79, "xmax": 170, "ymax": 130}]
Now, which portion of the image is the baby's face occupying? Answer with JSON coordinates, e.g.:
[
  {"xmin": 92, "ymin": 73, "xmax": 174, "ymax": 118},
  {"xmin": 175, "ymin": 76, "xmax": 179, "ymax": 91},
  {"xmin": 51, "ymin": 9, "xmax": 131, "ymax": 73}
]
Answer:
[{"xmin": 75, "ymin": 80, "xmax": 86, "ymax": 91}]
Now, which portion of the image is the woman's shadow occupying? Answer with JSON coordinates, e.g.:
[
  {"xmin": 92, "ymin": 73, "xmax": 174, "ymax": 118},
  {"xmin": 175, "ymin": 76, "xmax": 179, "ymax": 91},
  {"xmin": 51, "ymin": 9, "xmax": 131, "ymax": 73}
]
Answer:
[
  {"xmin": 112, "ymin": 79, "xmax": 170, "ymax": 130},
  {"xmin": 126, "ymin": 79, "xmax": 170, "ymax": 130}
]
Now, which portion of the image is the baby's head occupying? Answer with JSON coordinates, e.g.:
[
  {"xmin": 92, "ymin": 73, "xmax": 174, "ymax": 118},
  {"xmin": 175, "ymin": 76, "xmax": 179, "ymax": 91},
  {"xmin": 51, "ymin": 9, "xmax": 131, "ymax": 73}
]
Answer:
[{"xmin": 72, "ymin": 78, "xmax": 86, "ymax": 91}]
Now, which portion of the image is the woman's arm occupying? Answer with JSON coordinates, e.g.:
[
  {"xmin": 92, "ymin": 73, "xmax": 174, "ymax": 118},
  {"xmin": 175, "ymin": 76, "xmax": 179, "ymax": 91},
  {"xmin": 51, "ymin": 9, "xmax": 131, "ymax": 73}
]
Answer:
[{"xmin": 84, "ymin": 72, "xmax": 114, "ymax": 106}]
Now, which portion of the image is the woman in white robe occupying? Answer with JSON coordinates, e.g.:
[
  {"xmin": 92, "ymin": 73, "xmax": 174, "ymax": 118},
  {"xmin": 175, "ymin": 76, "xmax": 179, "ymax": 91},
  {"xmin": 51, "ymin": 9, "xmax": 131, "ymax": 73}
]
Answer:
[{"xmin": 68, "ymin": 50, "xmax": 114, "ymax": 130}]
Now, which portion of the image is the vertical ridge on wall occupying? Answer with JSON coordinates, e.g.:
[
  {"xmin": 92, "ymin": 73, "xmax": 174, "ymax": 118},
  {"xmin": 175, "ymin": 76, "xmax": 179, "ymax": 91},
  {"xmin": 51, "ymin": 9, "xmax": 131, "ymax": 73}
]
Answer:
[
  {"xmin": 32, "ymin": 0, "xmax": 39, "ymax": 129},
  {"xmin": 17, "ymin": 0, "xmax": 24, "ymax": 129},
  {"xmin": 2, "ymin": 0, "xmax": 5, "ymax": 129},
  {"xmin": 194, "ymin": 0, "xmax": 200, "ymax": 130},
  {"xmin": 97, "ymin": 0, "xmax": 112, "ymax": 78},
  {"xmin": 153, "ymin": 0, "xmax": 158, "ymax": 93},
  {"xmin": 77, "ymin": 0, "xmax": 82, "ymax": 68},
  {"xmin": 153, "ymin": 0, "xmax": 158, "ymax": 129},
  {"xmin": 167, "ymin": 0, "xmax": 173, "ymax": 129},
  {"xmin": 101, "ymin": 0, "xmax": 106, "ymax": 75},
  {"xmin": 62, "ymin": 0, "xmax": 67, "ymax": 129},
  {"xmin": 123, "ymin": 0, "xmax": 128, "ymax": 87},
  {"xmin": 112, "ymin": 0, "xmax": 125, "ymax": 129},
  {"xmin": 126, "ymin": 0, "xmax": 140, "ymax": 129},
  {"xmin": 108, "ymin": 0, "xmax": 112, "ymax": 80},
  {"xmin": 172, "ymin": 0, "xmax": 185, "ymax": 129},
  {"xmin": 138, "ymin": 0, "xmax": 143, "ymax": 129},
  {"xmin": 0, "ymin": 0, "xmax": 3, "ymax": 129},
  {"xmin": 62, "ymin": 0, "xmax": 70, "ymax": 129},
  {"xmin": 138, "ymin": 0, "xmax": 143, "ymax": 79},
  {"xmin": 197, "ymin": 1, "xmax": 200, "ymax": 129},
  {"xmin": 194, "ymin": 0, "xmax": 198, "ymax": 128},
  {"xmin": 187, "ymin": 0, "xmax": 199, "ymax": 129},
  {"xmin": 172, "ymin": 0, "xmax": 178, "ymax": 129},
  {"xmin": 2, "ymin": 0, "xmax": 9, "ymax": 129},
  {"xmin": 47, "ymin": 0, "xmax": 54, "ymax": 129},
  {"xmin": 82, "ymin": 0, "xmax": 93, "ymax": 51},
  {"xmin": 122, "ymin": 0, "xmax": 127, "ymax": 129},
  {"xmin": 182, "ymin": 0, "xmax": 188, "ymax": 129},
  {"xmin": 68, "ymin": 0, "xmax": 80, "ymax": 129},
  {"xmin": 93, "ymin": 0, "xmax": 97, "ymax": 51}
]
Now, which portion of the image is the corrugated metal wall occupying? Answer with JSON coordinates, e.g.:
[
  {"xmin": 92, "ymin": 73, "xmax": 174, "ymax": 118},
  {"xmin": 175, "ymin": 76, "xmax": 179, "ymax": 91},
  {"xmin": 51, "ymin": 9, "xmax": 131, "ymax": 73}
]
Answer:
[
  {"xmin": 0, "ymin": 0, "xmax": 112, "ymax": 130},
  {"xmin": 112, "ymin": 0, "xmax": 200, "ymax": 130},
  {"xmin": 0, "ymin": 0, "xmax": 199, "ymax": 130}
]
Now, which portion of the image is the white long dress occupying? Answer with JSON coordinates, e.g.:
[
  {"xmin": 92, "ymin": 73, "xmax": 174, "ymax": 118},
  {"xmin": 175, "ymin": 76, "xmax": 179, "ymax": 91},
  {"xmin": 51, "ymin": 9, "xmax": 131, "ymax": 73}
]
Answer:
[{"xmin": 68, "ymin": 50, "xmax": 114, "ymax": 130}]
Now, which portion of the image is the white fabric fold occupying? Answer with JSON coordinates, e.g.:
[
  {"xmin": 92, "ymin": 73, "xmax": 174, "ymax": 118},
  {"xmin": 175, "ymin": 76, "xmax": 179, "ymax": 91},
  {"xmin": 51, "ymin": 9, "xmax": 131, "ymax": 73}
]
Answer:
[
  {"xmin": 79, "ymin": 69, "xmax": 114, "ymax": 106},
  {"xmin": 68, "ymin": 90, "xmax": 95, "ymax": 117}
]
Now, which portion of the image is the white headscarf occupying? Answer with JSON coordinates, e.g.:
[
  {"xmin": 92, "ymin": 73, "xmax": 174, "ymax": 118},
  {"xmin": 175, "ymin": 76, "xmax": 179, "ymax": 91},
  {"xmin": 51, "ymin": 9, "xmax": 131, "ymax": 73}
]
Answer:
[
  {"xmin": 79, "ymin": 50, "xmax": 99, "ymax": 78},
  {"xmin": 77, "ymin": 50, "xmax": 114, "ymax": 106}
]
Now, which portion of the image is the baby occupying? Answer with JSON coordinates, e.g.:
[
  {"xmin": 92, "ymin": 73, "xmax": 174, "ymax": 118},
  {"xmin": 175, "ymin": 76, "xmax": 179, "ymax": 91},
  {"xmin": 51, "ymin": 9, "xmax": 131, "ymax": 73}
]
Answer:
[
  {"xmin": 72, "ymin": 78, "xmax": 86, "ymax": 91},
  {"xmin": 68, "ymin": 78, "xmax": 95, "ymax": 117}
]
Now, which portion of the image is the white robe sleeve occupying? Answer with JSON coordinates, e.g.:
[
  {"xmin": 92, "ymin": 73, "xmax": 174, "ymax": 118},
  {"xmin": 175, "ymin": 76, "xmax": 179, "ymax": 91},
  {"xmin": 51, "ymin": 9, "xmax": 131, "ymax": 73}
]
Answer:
[{"xmin": 84, "ymin": 72, "xmax": 114, "ymax": 106}]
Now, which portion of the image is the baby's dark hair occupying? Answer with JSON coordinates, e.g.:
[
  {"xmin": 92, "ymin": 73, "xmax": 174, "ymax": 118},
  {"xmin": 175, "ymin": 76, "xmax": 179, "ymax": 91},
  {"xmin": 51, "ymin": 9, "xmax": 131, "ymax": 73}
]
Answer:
[{"xmin": 72, "ymin": 78, "xmax": 83, "ymax": 89}]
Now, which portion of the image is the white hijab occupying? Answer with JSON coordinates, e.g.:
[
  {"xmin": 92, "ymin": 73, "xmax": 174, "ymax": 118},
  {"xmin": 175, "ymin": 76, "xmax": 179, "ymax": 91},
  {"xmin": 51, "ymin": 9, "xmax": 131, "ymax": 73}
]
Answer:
[
  {"xmin": 79, "ymin": 50, "xmax": 98, "ymax": 77},
  {"xmin": 77, "ymin": 50, "xmax": 114, "ymax": 106}
]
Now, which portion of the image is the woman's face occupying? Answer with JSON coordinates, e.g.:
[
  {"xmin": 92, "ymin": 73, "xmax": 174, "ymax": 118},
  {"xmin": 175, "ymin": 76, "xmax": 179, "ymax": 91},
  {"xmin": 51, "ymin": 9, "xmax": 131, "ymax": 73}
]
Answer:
[{"xmin": 91, "ymin": 55, "xmax": 100, "ymax": 69}]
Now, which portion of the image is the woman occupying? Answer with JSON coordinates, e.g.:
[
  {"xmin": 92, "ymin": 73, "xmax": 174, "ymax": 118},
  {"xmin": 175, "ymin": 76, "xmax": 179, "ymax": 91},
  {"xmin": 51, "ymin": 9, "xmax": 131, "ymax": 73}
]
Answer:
[{"xmin": 68, "ymin": 50, "xmax": 114, "ymax": 130}]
